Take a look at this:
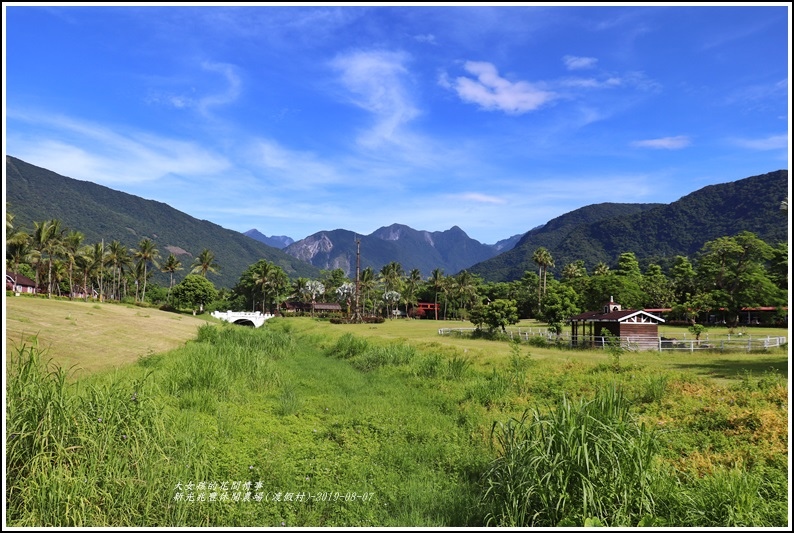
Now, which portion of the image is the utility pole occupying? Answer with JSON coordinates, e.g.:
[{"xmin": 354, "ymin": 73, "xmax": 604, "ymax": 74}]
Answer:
[{"xmin": 353, "ymin": 237, "xmax": 362, "ymax": 323}]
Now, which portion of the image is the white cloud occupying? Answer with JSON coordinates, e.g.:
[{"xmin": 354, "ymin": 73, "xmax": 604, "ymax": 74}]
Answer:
[
  {"xmin": 249, "ymin": 138, "xmax": 343, "ymax": 189},
  {"xmin": 563, "ymin": 55, "xmax": 598, "ymax": 70},
  {"xmin": 7, "ymin": 111, "xmax": 231, "ymax": 185},
  {"xmin": 143, "ymin": 61, "xmax": 241, "ymax": 114},
  {"xmin": 329, "ymin": 49, "xmax": 420, "ymax": 148},
  {"xmin": 197, "ymin": 61, "xmax": 242, "ymax": 114},
  {"xmin": 731, "ymin": 134, "xmax": 788, "ymax": 151},
  {"xmin": 449, "ymin": 61, "xmax": 556, "ymax": 115},
  {"xmin": 449, "ymin": 192, "xmax": 506, "ymax": 205},
  {"xmin": 631, "ymin": 136, "xmax": 691, "ymax": 149},
  {"xmin": 560, "ymin": 76, "xmax": 622, "ymax": 89},
  {"xmin": 414, "ymin": 33, "xmax": 437, "ymax": 44}
]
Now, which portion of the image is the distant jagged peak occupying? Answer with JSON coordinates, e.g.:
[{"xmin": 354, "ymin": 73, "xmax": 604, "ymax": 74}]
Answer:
[{"xmin": 243, "ymin": 228, "xmax": 294, "ymax": 249}]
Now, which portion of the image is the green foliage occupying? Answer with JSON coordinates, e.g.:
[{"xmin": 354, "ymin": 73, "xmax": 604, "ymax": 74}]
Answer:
[
  {"xmin": 688, "ymin": 323, "xmax": 707, "ymax": 340},
  {"xmin": 695, "ymin": 231, "xmax": 784, "ymax": 326},
  {"xmin": 481, "ymin": 385, "xmax": 661, "ymax": 527},
  {"xmin": 326, "ymin": 333, "xmax": 370, "ymax": 359},
  {"xmin": 171, "ymin": 274, "xmax": 218, "ymax": 314},
  {"xmin": 6, "ymin": 340, "xmax": 211, "ymax": 526},
  {"xmin": 445, "ymin": 353, "xmax": 472, "ymax": 380},
  {"xmin": 600, "ymin": 328, "xmax": 625, "ymax": 371},
  {"xmin": 471, "ymin": 299, "xmax": 519, "ymax": 333}
]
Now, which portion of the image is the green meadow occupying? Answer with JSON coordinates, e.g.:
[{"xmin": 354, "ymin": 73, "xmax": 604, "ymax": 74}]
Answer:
[{"xmin": 5, "ymin": 298, "xmax": 790, "ymax": 527}]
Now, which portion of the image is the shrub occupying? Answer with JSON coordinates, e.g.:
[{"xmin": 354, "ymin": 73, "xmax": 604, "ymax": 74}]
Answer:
[
  {"xmin": 480, "ymin": 385, "xmax": 660, "ymax": 527},
  {"xmin": 326, "ymin": 333, "xmax": 369, "ymax": 359}
]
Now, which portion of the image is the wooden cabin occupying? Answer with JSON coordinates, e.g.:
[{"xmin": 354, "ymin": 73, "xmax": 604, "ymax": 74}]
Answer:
[{"xmin": 570, "ymin": 297, "xmax": 665, "ymax": 351}]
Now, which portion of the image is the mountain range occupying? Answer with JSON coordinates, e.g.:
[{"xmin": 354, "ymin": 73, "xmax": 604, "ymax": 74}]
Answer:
[
  {"xmin": 280, "ymin": 224, "xmax": 517, "ymax": 279},
  {"xmin": 243, "ymin": 229, "xmax": 294, "ymax": 249},
  {"xmin": 5, "ymin": 155, "xmax": 788, "ymax": 288}
]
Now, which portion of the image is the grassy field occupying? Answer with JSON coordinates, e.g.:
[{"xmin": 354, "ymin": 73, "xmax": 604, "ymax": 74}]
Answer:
[
  {"xmin": 5, "ymin": 295, "xmax": 209, "ymax": 378},
  {"xmin": 4, "ymin": 297, "xmax": 791, "ymax": 527}
]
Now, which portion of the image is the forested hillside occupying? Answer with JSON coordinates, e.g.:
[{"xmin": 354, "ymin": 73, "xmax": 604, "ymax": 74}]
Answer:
[
  {"xmin": 6, "ymin": 156, "xmax": 320, "ymax": 288},
  {"xmin": 470, "ymin": 170, "xmax": 789, "ymax": 282}
]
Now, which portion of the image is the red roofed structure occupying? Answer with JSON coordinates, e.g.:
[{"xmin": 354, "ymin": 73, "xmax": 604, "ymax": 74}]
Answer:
[{"xmin": 570, "ymin": 297, "xmax": 665, "ymax": 351}]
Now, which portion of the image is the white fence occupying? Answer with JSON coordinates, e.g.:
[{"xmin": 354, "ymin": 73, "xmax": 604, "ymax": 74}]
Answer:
[{"xmin": 437, "ymin": 328, "xmax": 788, "ymax": 352}]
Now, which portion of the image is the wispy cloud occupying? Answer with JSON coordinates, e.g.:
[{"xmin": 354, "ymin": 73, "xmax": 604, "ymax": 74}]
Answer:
[
  {"xmin": 560, "ymin": 76, "xmax": 622, "ymax": 89},
  {"xmin": 731, "ymin": 134, "xmax": 788, "ymax": 151},
  {"xmin": 414, "ymin": 33, "xmax": 437, "ymax": 44},
  {"xmin": 563, "ymin": 55, "xmax": 598, "ymax": 70},
  {"xmin": 446, "ymin": 61, "xmax": 557, "ymax": 115},
  {"xmin": 7, "ymin": 111, "xmax": 231, "ymax": 185},
  {"xmin": 248, "ymin": 138, "xmax": 343, "ymax": 189},
  {"xmin": 631, "ymin": 136, "xmax": 691, "ymax": 149},
  {"xmin": 197, "ymin": 61, "xmax": 242, "ymax": 114},
  {"xmin": 144, "ymin": 61, "xmax": 241, "ymax": 115},
  {"xmin": 449, "ymin": 192, "xmax": 506, "ymax": 205},
  {"xmin": 329, "ymin": 49, "xmax": 420, "ymax": 148}
]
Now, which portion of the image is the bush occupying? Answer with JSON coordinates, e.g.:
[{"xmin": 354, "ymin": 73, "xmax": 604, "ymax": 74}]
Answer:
[
  {"xmin": 325, "ymin": 333, "xmax": 369, "ymax": 359},
  {"xmin": 480, "ymin": 385, "xmax": 661, "ymax": 527}
]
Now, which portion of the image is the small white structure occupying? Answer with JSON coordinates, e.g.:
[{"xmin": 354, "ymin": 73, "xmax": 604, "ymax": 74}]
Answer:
[{"xmin": 211, "ymin": 310, "xmax": 274, "ymax": 328}]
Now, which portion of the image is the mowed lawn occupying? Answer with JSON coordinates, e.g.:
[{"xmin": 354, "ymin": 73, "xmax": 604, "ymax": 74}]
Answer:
[
  {"xmin": 296, "ymin": 317, "xmax": 790, "ymax": 385},
  {"xmin": 5, "ymin": 296, "xmax": 208, "ymax": 379}
]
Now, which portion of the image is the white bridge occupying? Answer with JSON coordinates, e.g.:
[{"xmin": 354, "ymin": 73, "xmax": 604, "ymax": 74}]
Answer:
[{"xmin": 211, "ymin": 310, "xmax": 274, "ymax": 328}]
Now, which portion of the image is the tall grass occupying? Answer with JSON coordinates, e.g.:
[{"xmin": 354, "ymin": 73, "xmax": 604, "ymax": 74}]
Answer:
[
  {"xmin": 480, "ymin": 385, "xmax": 660, "ymax": 526},
  {"xmin": 7, "ymin": 320, "xmax": 787, "ymax": 527},
  {"xmin": 5, "ymin": 340, "xmax": 210, "ymax": 526}
]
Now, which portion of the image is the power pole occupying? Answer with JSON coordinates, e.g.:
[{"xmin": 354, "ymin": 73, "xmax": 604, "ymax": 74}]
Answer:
[{"xmin": 353, "ymin": 237, "xmax": 362, "ymax": 323}]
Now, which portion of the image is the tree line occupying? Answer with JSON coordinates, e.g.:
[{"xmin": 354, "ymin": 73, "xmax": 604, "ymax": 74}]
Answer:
[{"xmin": 6, "ymin": 208, "xmax": 787, "ymax": 329}]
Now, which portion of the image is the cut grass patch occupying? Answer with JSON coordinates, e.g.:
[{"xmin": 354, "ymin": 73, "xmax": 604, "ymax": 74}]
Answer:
[{"xmin": 5, "ymin": 297, "xmax": 208, "ymax": 379}]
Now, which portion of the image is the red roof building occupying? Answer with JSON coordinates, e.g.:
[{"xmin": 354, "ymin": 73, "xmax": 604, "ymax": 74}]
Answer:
[
  {"xmin": 570, "ymin": 297, "xmax": 665, "ymax": 351},
  {"xmin": 6, "ymin": 272, "xmax": 38, "ymax": 294}
]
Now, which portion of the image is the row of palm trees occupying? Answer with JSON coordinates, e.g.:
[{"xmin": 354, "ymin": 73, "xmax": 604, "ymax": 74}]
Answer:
[{"xmin": 6, "ymin": 213, "xmax": 220, "ymax": 303}]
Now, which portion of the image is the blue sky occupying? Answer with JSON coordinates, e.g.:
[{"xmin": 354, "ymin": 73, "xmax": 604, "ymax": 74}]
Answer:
[{"xmin": 3, "ymin": 3, "xmax": 790, "ymax": 245}]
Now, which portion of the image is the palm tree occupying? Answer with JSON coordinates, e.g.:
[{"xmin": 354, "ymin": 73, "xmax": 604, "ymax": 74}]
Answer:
[
  {"xmin": 594, "ymin": 262, "xmax": 611, "ymax": 277},
  {"xmin": 73, "ymin": 244, "xmax": 96, "ymax": 301},
  {"xmin": 359, "ymin": 267, "xmax": 376, "ymax": 316},
  {"xmin": 63, "ymin": 230, "xmax": 85, "ymax": 299},
  {"xmin": 561, "ymin": 261, "xmax": 586, "ymax": 281},
  {"xmin": 532, "ymin": 247, "xmax": 554, "ymax": 306},
  {"xmin": 453, "ymin": 270, "xmax": 478, "ymax": 319},
  {"xmin": 86, "ymin": 241, "xmax": 108, "ymax": 301},
  {"xmin": 105, "ymin": 240, "xmax": 131, "ymax": 301},
  {"xmin": 379, "ymin": 261, "xmax": 404, "ymax": 293},
  {"xmin": 251, "ymin": 261, "xmax": 276, "ymax": 314},
  {"xmin": 428, "ymin": 268, "xmax": 445, "ymax": 320},
  {"xmin": 32, "ymin": 219, "xmax": 65, "ymax": 298},
  {"xmin": 268, "ymin": 268, "xmax": 290, "ymax": 315},
  {"xmin": 404, "ymin": 268, "xmax": 422, "ymax": 318},
  {"xmin": 191, "ymin": 248, "xmax": 220, "ymax": 278},
  {"xmin": 134, "ymin": 238, "xmax": 160, "ymax": 303},
  {"xmin": 6, "ymin": 230, "xmax": 32, "ymax": 291},
  {"xmin": 161, "ymin": 253, "xmax": 183, "ymax": 302}
]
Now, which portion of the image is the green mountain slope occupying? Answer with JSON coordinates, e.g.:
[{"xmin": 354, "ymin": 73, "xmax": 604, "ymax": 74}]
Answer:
[
  {"xmin": 469, "ymin": 170, "xmax": 789, "ymax": 282},
  {"xmin": 6, "ymin": 155, "xmax": 321, "ymax": 288}
]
